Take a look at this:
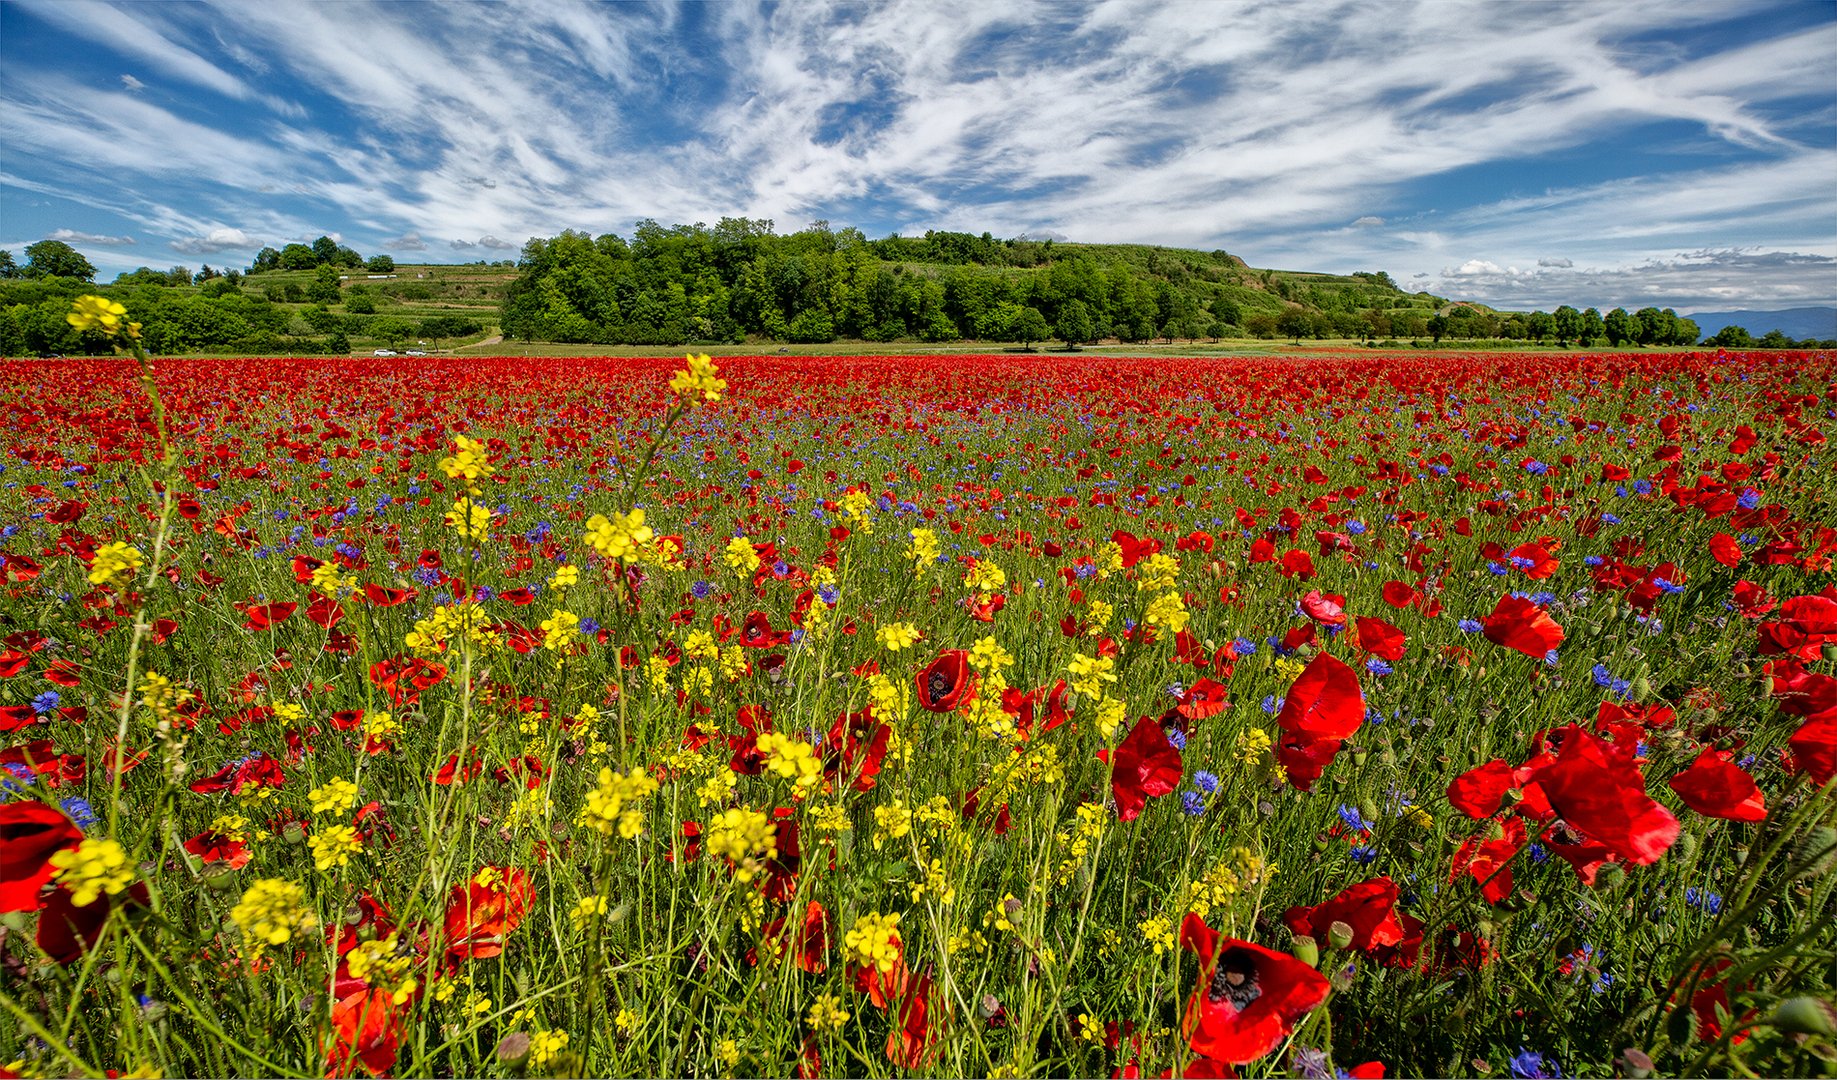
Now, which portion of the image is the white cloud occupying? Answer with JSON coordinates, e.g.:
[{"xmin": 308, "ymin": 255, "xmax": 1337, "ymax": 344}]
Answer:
[
  {"xmin": 171, "ymin": 227, "xmax": 257, "ymax": 253},
  {"xmin": 48, "ymin": 228, "xmax": 135, "ymax": 246},
  {"xmin": 385, "ymin": 233, "xmax": 428, "ymax": 251},
  {"xmin": 1, "ymin": 0, "xmax": 1830, "ymax": 307},
  {"xmin": 120, "ymin": 74, "xmax": 145, "ymax": 92}
]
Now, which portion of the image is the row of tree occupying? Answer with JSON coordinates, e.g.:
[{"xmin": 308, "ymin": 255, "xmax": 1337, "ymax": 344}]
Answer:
[
  {"xmin": 248, "ymin": 236, "xmax": 395, "ymax": 275},
  {"xmin": 0, "ymin": 276, "xmax": 479, "ymax": 356}
]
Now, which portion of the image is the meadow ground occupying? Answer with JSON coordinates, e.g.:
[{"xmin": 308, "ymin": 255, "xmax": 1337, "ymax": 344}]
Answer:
[{"xmin": 1, "ymin": 345, "xmax": 1834, "ymax": 1079}]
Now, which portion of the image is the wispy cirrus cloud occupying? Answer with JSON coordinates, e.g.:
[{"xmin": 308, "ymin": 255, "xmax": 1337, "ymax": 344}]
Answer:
[
  {"xmin": 48, "ymin": 228, "xmax": 134, "ymax": 246},
  {"xmin": 2, "ymin": 0, "xmax": 1831, "ymax": 304}
]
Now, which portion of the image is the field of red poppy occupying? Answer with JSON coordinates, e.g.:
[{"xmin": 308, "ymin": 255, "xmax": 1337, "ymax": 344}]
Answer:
[{"xmin": 2, "ymin": 337, "xmax": 1835, "ymax": 1078}]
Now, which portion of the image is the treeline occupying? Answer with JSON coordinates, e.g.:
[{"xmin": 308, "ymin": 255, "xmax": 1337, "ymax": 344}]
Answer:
[
  {"xmin": 499, "ymin": 220, "xmax": 1361, "ymax": 346},
  {"xmin": 0, "ymin": 276, "xmax": 480, "ymax": 356}
]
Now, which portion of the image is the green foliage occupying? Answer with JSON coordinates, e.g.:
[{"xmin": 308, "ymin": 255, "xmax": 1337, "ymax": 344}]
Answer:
[{"xmin": 22, "ymin": 239, "xmax": 97, "ymax": 282}]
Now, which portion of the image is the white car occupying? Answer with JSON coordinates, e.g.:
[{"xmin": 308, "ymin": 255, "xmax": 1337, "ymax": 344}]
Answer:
[
  {"xmin": 405, "ymin": 350, "xmax": 427, "ymax": 357},
  {"xmin": 373, "ymin": 348, "xmax": 397, "ymax": 357}
]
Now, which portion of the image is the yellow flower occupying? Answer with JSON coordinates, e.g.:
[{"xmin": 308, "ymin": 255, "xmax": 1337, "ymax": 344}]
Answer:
[
  {"xmin": 230, "ymin": 878, "xmax": 315, "ymax": 948},
  {"xmin": 308, "ymin": 778, "xmax": 359, "ymax": 816},
  {"xmin": 704, "ymin": 807, "xmax": 776, "ymax": 882},
  {"xmin": 436, "ymin": 435, "xmax": 495, "ymax": 493},
  {"xmin": 756, "ymin": 731, "xmax": 823, "ymax": 790},
  {"xmin": 724, "ymin": 535, "xmax": 760, "ymax": 575},
  {"xmin": 571, "ymin": 895, "xmax": 609, "ymax": 927},
  {"xmin": 540, "ymin": 608, "xmax": 581, "ymax": 651},
  {"xmin": 584, "ymin": 509, "xmax": 654, "ymax": 563},
  {"xmin": 49, "ymin": 838, "xmax": 133, "ymax": 907},
  {"xmin": 1139, "ymin": 915, "xmax": 1176, "ymax": 955},
  {"xmin": 806, "ymin": 993, "xmax": 850, "ymax": 1031},
  {"xmin": 529, "ymin": 1029, "xmax": 570, "ymax": 1067},
  {"xmin": 576, "ymin": 766, "xmax": 659, "ymax": 834},
  {"xmin": 872, "ymin": 800, "xmax": 913, "ymax": 850},
  {"xmin": 963, "ymin": 558, "xmax": 1005, "ymax": 593},
  {"xmin": 877, "ymin": 621, "xmax": 921, "ymax": 652},
  {"xmin": 967, "ymin": 635, "xmax": 1014, "ymax": 671},
  {"xmin": 908, "ymin": 528, "xmax": 941, "ymax": 573},
  {"xmin": 67, "ymin": 294, "xmax": 140, "ymax": 339},
  {"xmin": 308, "ymin": 823, "xmax": 362, "ymax": 871},
  {"xmin": 444, "ymin": 498, "xmax": 492, "ymax": 541},
  {"xmin": 843, "ymin": 911, "xmax": 902, "ymax": 973},
  {"xmin": 615, "ymin": 1008, "xmax": 639, "ymax": 1033},
  {"xmin": 550, "ymin": 563, "xmax": 580, "ymax": 587},
  {"xmin": 345, "ymin": 932, "xmax": 418, "ymax": 1004},
  {"xmin": 87, "ymin": 540, "xmax": 144, "ymax": 586},
  {"xmin": 669, "ymin": 352, "xmax": 727, "ymax": 403},
  {"xmin": 1066, "ymin": 653, "xmax": 1117, "ymax": 698}
]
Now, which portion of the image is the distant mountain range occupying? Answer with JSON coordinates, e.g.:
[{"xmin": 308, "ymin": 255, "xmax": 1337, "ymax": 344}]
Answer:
[{"xmin": 1684, "ymin": 307, "xmax": 1836, "ymax": 341}]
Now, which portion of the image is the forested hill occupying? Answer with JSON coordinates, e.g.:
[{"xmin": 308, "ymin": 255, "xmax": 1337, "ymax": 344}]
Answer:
[{"xmin": 501, "ymin": 220, "xmax": 1459, "ymax": 347}]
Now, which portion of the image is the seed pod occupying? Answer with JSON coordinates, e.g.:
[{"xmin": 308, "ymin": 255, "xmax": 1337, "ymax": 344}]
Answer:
[
  {"xmin": 1327, "ymin": 920, "xmax": 1355, "ymax": 951},
  {"xmin": 1290, "ymin": 935, "xmax": 1319, "ymax": 967},
  {"xmin": 495, "ymin": 1032, "xmax": 531, "ymax": 1069},
  {"xmin": 1768, "ymin": 996, "xmax": 1837, "ymax": 1037}
]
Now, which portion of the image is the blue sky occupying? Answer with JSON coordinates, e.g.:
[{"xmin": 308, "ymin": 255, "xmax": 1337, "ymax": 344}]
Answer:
[{"xmin": 2, "ymin": 0, "xmax": 1833, "ymax": 312}]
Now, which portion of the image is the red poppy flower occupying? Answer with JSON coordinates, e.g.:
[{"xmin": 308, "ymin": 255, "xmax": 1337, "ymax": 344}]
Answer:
[
  {"xmin": 915, "ymin": 650, "xmax": 976, "ymax": 712},
  {"xmin": 1176, "ymin": 678, "xmax": 1230, "ymax": 720},
  {"xmin": 1274, "ymin": 731, "xmax": 1343, "ymax": 793},
  {"xmin": 443, "ymin": 866, "xmax": 534, "ymax": 961},
  {"xmin": 0, "ymin": 801, "xmax": 82, "ymax": 911},
  {"xmin": 1381, "ymin": 581, "xmax": 1419, "ymax": 610},
  {"xmin": 362, "ymin": 583, "xmax": 416, "ymax": 607},
  {"xmin": 36, "ymin": 882, "xmax": 150, "ymax": 965},
  {"xmin": 1784, "ymin": 710, "xmax": 1836, "ymax": 787},
  {"xmin": 1277, "ymin": 652, "xmax": 1365, "ymax": 742},
  {"xmin": 1668, "ymin": 747, "xmax": 1767, "ymax": 822},
  {"xmin": 243, "ymin": 601, "xmax": 298, "ymax": 631},
  {"xmin": 183, "ymin": 827, "xmax": 253, "ymax": 868},
  {"xmin": 1522, "ymin": 725, "xmax": 1678, "ymax": 867},
  {"xmin": 1708, "ymin": 532, "xmax": 1743, "ymax": 568},
  {"xmin": 1298, "ymin": 590, "xmax": 1346, "ymax": 626},
  {"xmin": 1179, "ymin": 914, "xmax": 1328, "ymax": 1064},
  {"xmin": 1282, "ymin": 876, "xmax": 1405, "ymax": 953},
  {"xmin": 1446, "ymin": 758, "xmax": 1515, "ymax": 819},
  {"xmin": 1107, "ymin": 714, "xmax": 1184, "ymax": 821},
  {"xmin": 1450, "ymin": 816, "xmax": 1525, "ymax": 904},
  {"xmin": 326, "ymin": 987, "xmax": 404, "ymax": 1077},
  {"xmin": 1353, "ymin": 616, "xmax": 1407, "ymax": 662},
  {"xmin": 1481, "ymin": 594, "xmax": 1564, "ymax": 659}
]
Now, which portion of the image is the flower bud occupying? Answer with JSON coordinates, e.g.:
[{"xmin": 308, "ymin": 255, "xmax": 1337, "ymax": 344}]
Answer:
[
  {"xmin": 1592, "ymin": 863, "xmax": 1626, "ymax": 889},
  {"xmin": 1768, "ymin": 996, "xmax": 1837, "ymax": 1037}
]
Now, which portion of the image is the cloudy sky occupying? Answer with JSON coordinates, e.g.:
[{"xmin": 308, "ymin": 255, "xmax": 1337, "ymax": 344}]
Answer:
[{"xmin": 2, "ymin": 0, "xmax": 1833, "ymax": 312}]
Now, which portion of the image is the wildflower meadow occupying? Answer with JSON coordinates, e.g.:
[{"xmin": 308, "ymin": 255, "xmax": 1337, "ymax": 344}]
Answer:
[{"xmin": 1, "ymin": 299, "xmax": 1834, "ymax": 1078}]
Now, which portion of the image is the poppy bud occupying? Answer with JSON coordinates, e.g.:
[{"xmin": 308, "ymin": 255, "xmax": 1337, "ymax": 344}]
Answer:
[
  {"xmin": 495, "ymin": 1032, "xmax": 531, "ymax": 1069},
  {"xmin": 1358, "ymin": 798, "xmax": 1380, "ymax": 824},
  {"xmin": 1378, "ymin": 748, "xmax": 1397, "ymax": 767},
  {"xmin": 1290, "ymin": 935, "xmax": 1319, "ymax": 967},
  {"xmin": 1675, "ymin": 831, "xmax": 1700, "ymax": 862},
  {"xmin": 1592, "ymin": 863, "xmax": 1626, "ymax": 889},
  {"xmin": 1618, "ymin": 1048, "xmax": 1654, "ymax": 1078},
  {"xmin": 1823, "ymin": 643, "xmax": 1837, "ymax": 663},
  {"xmin": 1767, "ymin": 996, "xmax": 1837, "ymax": 1037},
  {"xmin": 1484, "ymin": 819, "xmax": 1505, "ymax": 841},
  {"xmin": 1792, "ymin": 827, "xmax": 1837, "ymax": 878},
  {"xmin": 1326, "ymin": 921, "xmax": 1355, "ymax": 951}
]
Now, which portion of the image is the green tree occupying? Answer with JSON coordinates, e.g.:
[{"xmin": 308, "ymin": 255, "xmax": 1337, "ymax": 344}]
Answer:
[
  {"xmin": 366, "ymin": 254, "xmax": 396, "ymax": 273},
  {"xmin": 344, "ymin": 289, "xmax": 376, "ymax": 314},
  {"xmin": 280, "ymin": 243, "xmax": 317, "ymax": 271},
  {"xmin": 307, "ymin": 265, "xmax": 341, "ymax": 305},
  {"xmin": 23, "ymin": 240, "xmax": 97, "ymax": 281},
  {"xmin": 1011, "ymin": 305, "xmax": 1050, "ymax": 347},
  {"xmin": 1603, "ymin": 307, "xmax": 1635, "ymax": 346},
  {"xmin": 1427, "ymin": 313, "xmax": 1448, "ymax": 343},
  {"xmin": 1552, "ymin": 305, "xmax": 1582, "ymax": 346},
  {"xmin": 311, "ymin": 236, "xmax": 340, "ymax": 265},
  {"xmin": 1707, "ymin": 324, "xmax": 1753, "ymax": 348},
  {"xmin": 1055, "ymin": 299, "xmax": 1093, "ymax": 347},
  {"xmin": 251, "ymin": 247, "xmax": 282, "ymax": 274},
  {"xmin": 1580, "ymin": 307, "xmax": 1604, "ymax": 344},
  {"xmin": 1526, "ymin": 310, "xmax": 1555, "ymax": 343},
  {"xmin": 0, "ymin": 251, "xmax": 19, "ymax": 279}
]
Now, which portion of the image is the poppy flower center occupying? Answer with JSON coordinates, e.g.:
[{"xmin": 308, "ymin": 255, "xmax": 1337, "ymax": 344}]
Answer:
[
  {"xmin": 928, "ymin": 670, "xmax": 953, "ymax": 699},
  {"xmin": 1209, "ymin": 947, "xmax": 1263, "ymax": 1010}
]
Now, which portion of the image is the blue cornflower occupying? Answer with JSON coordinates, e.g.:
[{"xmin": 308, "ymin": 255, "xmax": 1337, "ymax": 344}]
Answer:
[
  {"xmin": 60, "ymin": 796, "xmax": 99, "ymax": 830},
  {"xmin": 1507, "ymin": 1049, "xmax": 1561, "ymax": 1078},
  {"xmin": 1193, "ymin": 770, "xmax": 1219, "ymax": 794},
  {"xmin": 1233, "ymin": 637, "xmax": 1258, "ymax": 656},
  {"xmin": 1261, "ymin": 694, "xmax": 1282, "ymax": 715},
  {"xmin": 1528, "ymin": 843, "xmax": 1550, "ymax": 865},
  {"xmin": 474, "ymin": 585, "xmax": 495, "ymax": 602},
  {"xmin": 1737, "ymin": 489, "xmax": 1760, "ymax": 510},
  {"xmin": 31, "ymin": 690, "xmax": 60, "ymax": 715},
  {"xmin": 1346, "ymin": 520, "xmax": 1367, "ymax": 535},
  {"xmin": 1685, "ymin": 887, "xmax": 1723, "ymax": 914},
  {"xmin": 1180, "ymin": 791, "xmax": 1207, "ymax": 816},
  {"xmin": 1365, "ymin": 658, "xmax": 1393, "ymax": 677},
  {"xmin": 1349, "ymin": 845, "xmax": 1377, "ymax": 865},
  {"xmin": 1337, "ymin": 804, "xmax": 1373, "ymax": 832},
  {"xmin": 578, "ymin": 617, "xmax": 600, "ymax": 635},
  {"xmin": 1458, "ymin": 618, "xmax": 1484, "ymax": 633},
  {"xmin": 413, "ymin": 566, "xmax": 441, "ymax": 586},
  {"xmin": 691, "ymin": 581, "xmax": 712, "ymax": 599},
  {"xmin": 1166, "ymin": 728, "xmax": 1187, "ymax": 750},
  {"xmin": 818, "ymin": 583, "xmax": 840, "ymax": 605},
  {"xmin": 1524, "ymin": 460, "xmax": 1548, "ymax": 475},
  {"xmin": 1584, "ymin": 555, "xmax": 1604, "ymax": 567}
]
